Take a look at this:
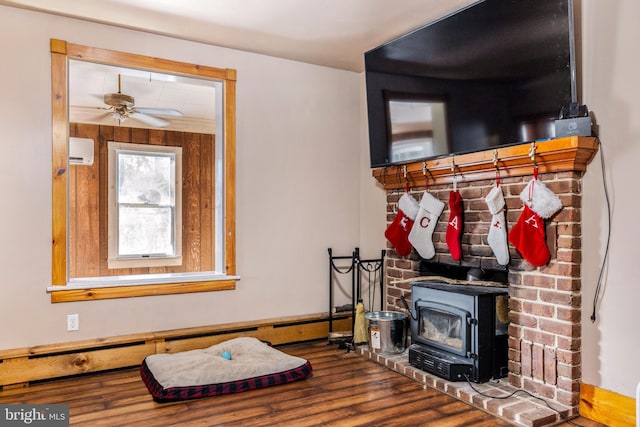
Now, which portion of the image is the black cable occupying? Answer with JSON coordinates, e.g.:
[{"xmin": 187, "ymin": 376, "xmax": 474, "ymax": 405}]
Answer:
[
  {"xmin": 590, "ymin": 137, "xmax": 611, "ymax": 322},
  {"xmin": 463, "ymin": 375, "xmax": 585, "ymax": 426}
]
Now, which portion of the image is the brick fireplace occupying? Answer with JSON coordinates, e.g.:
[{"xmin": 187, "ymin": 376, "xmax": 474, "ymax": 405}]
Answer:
[{"xmin": 369, "ymin": 137, "xmax": 598, "ymax": 425}]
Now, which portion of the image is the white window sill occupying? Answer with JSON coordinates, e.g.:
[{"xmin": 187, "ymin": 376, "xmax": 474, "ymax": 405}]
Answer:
[{"xmin": 47, "ymin": 271, "xmax": 240, "ymax": 292}]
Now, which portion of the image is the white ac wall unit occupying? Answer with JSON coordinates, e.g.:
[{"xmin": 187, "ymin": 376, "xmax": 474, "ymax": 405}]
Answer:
[{"xmin": 69, "ymin": 137, "xmax": 94, "ymax": 166}]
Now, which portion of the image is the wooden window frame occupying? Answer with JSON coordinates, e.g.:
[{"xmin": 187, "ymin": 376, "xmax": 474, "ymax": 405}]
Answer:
[
  {"xmin": 107, "ymin": 142, "xmax": 183, "ymax": 269},
  {"xmin": 50, "ymin": 39, "xmax": 237, "ymax": 302}
]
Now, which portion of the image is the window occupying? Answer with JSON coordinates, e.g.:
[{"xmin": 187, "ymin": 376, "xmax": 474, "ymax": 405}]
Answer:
[
  {"xmin": 108, "ymin": 142, "xmax": 183, "ymax": 269},
  {"xmin": 50, "ymin": 39, "xmax": 237, "ymax": 302}
]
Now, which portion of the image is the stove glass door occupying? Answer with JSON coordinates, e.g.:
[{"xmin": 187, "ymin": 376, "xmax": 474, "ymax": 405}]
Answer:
[{"xmin": 418, "ymin": 301, "xmax": 470, "ymax": 357}]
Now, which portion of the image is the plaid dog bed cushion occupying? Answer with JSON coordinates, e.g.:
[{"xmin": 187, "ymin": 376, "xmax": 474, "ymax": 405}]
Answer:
[{"xmin": 140, "ymin": 336, "xmax": 312, "ymax": 402}]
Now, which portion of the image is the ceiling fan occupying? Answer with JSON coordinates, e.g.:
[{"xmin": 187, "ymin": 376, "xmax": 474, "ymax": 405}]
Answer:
[{"xmin": 99, "ymin": 74, "xmax": 183, "ymax": 127}]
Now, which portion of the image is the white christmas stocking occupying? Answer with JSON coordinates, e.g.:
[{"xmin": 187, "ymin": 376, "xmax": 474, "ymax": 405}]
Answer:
[
  {"xmin": 409, "ymin": 192, "xmax": 445, "ymax": 259},
  {"xmin": 484, "ymin": 185, "xmax": 509, "ymax": 265}
]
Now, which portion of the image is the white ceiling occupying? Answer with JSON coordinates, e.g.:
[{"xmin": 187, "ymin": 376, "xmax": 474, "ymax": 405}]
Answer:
[
  {"xmin": 3, "ymin": 0, "xmax": 478, "ymax": 131},
  {"xmin": 0, "ymin": 0, "xmax": 476, "ymax": 72},
  {"xmin": 68, "ymin": 60, "xmax": 218, "ymax": 132}
]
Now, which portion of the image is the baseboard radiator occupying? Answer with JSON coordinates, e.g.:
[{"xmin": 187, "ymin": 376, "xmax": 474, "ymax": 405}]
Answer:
[{"xmin": 0, "ymin": 312, "xmax": 351, "ymax": 389}]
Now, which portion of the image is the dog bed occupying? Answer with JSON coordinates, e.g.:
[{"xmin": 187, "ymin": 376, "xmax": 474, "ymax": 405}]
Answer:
[{"xmin": 140, "ymin": 337, "xmax": 312, "ymax": 402}]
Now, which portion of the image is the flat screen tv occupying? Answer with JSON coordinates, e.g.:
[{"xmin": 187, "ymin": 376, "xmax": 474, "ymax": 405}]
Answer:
[{"xmin": 365, "ymin": 0, "xmax": 578, "ymax": 168}]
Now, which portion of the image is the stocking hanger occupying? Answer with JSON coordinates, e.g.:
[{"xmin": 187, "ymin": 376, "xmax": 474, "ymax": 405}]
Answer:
[
  {"xmin": 528, "ymin": 142, "xmax": 539, "ymax": 179},
  {"xmin": 392, "ymin": 167, "xmax": 403, "ymax": 197},
  {"xmin": 402, "ymin": 164, "xmax": 410, "ymax": 192},
  {"xmin": 493, "ymin": 149, "xmax": 500, "ymax": 187},
  {"xmin": 422, "ymin": 161, "xmax": 429, "ymax": 191},
  {"xmin": 450, "ymin": 157, "xmax": 458, "ymax": 191}
]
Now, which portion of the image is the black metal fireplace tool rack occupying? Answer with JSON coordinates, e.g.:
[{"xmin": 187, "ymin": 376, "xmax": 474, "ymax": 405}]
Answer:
[{"xmin": 327, "ymin": 247, "xmax": 385, "ymax": 351}]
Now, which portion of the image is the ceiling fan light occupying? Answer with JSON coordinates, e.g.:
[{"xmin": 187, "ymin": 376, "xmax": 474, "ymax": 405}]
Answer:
[{"xmin": 112, "ymin": 111, "xmax": 127, "ymax": 122}]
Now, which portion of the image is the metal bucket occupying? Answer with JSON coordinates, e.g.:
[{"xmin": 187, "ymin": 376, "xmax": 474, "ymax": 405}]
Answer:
[{"xmin": 364, "ymin": 311, "xmax": 407, "ymax": 354}]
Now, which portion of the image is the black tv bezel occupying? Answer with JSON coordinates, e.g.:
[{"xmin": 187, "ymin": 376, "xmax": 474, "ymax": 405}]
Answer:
[{"xmin": 365, "ymin": 0, "xmax": 578, "ymax": 168}]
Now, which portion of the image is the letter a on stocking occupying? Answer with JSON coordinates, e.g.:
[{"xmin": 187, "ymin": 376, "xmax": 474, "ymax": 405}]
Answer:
[{"xmin": 446, "ymin": 190, "xmax": 463, "ymax": 261}]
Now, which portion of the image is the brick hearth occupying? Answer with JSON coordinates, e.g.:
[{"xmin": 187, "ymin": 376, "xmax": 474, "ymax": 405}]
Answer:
[{"xmin": 357, "ymin": 346, "xmax": 574, "ymax": 426}]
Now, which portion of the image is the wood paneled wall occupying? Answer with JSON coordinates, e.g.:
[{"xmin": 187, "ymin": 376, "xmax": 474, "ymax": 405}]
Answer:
[{"xmin": 68, "ymin": 123, "xmax": 215, "ymax": 278}]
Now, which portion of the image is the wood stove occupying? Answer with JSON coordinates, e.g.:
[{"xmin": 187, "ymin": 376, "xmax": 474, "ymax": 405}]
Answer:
[{"xmin": 408, "ymin": 280, "xmax": 509, "ymax": 383}]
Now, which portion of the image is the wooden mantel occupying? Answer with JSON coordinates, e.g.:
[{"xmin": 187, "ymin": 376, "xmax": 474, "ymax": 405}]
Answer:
[{"xmin": 372, "ymin": 136, "xmax": 599, "ymax": 189}]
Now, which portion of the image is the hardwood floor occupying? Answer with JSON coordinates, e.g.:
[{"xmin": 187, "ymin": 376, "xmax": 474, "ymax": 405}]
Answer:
[{"xmin": 0, "ymin": 340, "xmax": 604, "ymax": 426}]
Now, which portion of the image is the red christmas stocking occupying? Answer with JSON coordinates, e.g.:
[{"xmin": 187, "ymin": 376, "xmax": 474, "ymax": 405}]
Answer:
[
  {"xmin": 385, "ymin": 193, "xmax": 419, "ymax": 257},
  {"xmin": 508, "ymin": 205, "xmax": 550, "ymax": 267},
  {"xmin": 446, "ymin": 190, "xmax": 463, "ymax": 261}
]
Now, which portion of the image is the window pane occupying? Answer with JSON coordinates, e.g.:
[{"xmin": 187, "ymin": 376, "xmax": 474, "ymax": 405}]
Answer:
[
  {"xmin": 118, "ymin": 206, "xmax": 174, "ymax": 256},
  {"xmin": 117, "ymin": 152, "xmax": 174, "ymax": 205}
]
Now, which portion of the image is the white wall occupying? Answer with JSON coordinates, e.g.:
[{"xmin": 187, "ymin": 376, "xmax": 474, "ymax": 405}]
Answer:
[
  {"xmin": 581, "ymin": 0, "xmax": 640, "ymax": 398},
  {"xmin": 0, "ymin": 6, "xmax": 369, "ymax": 349}
]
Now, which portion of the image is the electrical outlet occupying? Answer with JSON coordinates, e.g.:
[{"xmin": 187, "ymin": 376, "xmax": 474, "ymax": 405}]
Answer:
[{"xmin": 67, "ymin": 314, "xmax": 79, "ymax": 331}]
